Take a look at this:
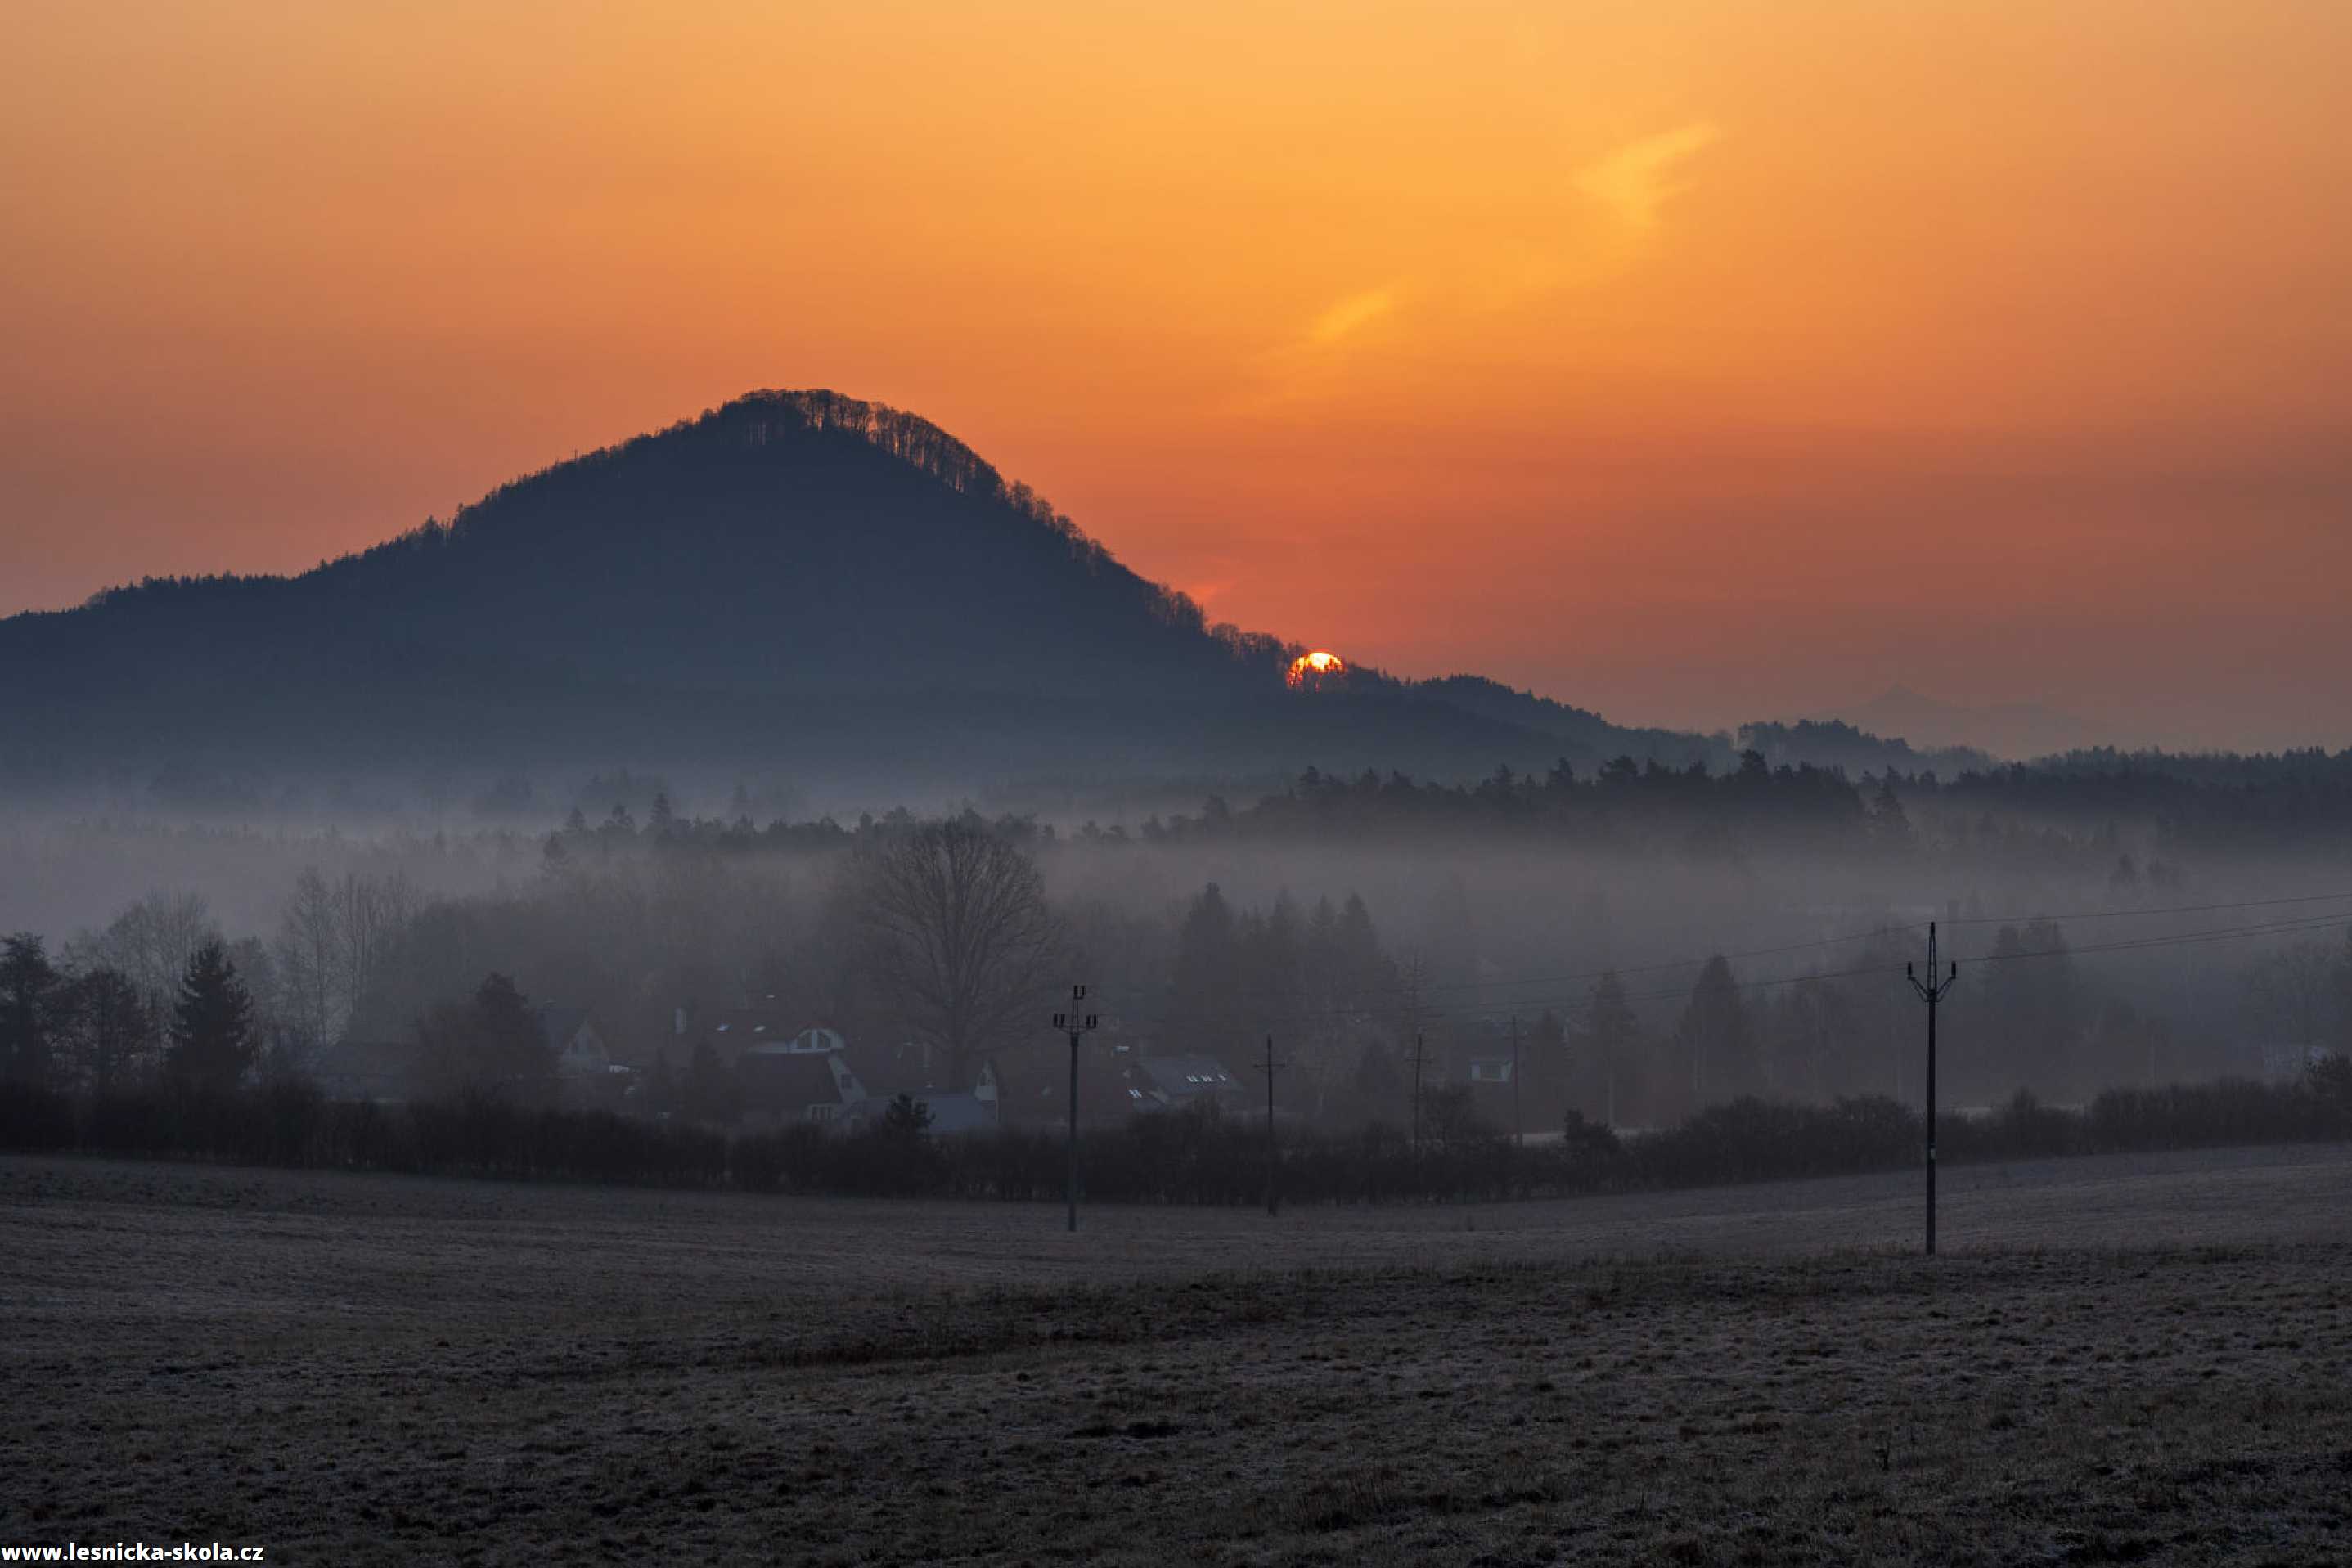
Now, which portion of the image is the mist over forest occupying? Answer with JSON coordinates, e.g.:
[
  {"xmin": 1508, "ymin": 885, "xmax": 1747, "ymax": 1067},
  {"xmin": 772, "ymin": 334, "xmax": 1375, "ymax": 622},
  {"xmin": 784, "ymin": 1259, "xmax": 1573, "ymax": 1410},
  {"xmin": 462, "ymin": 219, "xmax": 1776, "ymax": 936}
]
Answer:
[
  {"xmin": 5, "ymin": 390, "xmax": 2352, "ymax": 1155},
  {"xmin": 7, "ymin": 742, "xmax": 2351, "ymax": 1148}
]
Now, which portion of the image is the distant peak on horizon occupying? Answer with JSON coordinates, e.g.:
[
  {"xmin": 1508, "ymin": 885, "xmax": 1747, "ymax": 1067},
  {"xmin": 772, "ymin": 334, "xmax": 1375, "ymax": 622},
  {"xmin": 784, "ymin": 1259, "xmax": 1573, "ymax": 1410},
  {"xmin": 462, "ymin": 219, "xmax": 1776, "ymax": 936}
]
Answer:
[
  {"xmin": 55, "ymin": 385, "xmax": 1102, "ymax": 612},
  {"xmin": 581, "ymin": 386, "xmax": 1027, "ymax": 510},
  {"xmin": 1806, "ymin": 685, "xmax": 2101, "ymax": 762}
]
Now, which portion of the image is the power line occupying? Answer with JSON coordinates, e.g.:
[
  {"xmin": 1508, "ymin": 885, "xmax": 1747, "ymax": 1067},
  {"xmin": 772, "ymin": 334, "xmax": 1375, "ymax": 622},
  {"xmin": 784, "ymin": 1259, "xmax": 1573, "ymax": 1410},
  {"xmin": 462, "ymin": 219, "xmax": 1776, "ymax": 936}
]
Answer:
[
  {"xmin": 1963, "ymin": 910, "xmax": 2352, "ymax": 968},
  {"xmin": 1585, "ymin": 909, "xmax": 2352, "ymax": 1012},
  {"xmin": 1428, "ymin": 919, "xmax": 1928, "ymax": 993},
  {"xmin": 1944, "ymin": 888, "xmax": 2352, "ymax": 929},
  {"xmin": 1142, "ymin": 887, "xmax": 2352, "ymax": 1021},
  {"xmin": 1420, "ymin": 888, "xmax": 2352, "ymax": 1001},
  {"xmin": 1545, "ymin": 909, "xmax": 2351, "ymax": 1013},
  {"xmin": 1103, "ymin": 905, "xmax": 2352, "ymax": 1034},
  {"xmin": 1144, "ymin": 919, "xmax": 1927, "ymax": 1023}
]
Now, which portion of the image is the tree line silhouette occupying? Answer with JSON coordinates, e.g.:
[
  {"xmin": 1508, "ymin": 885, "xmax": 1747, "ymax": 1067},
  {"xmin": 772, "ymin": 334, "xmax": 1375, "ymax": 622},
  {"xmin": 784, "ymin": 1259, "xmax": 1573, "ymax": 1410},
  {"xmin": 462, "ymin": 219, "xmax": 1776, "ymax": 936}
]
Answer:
[
  {"xmin": 6, "ymin": 1070, "xmax": 2346, "ymax": 1206},
  {"xmin": 518, "ymin": 746, "xmax": 2352, "ymax": 875}
]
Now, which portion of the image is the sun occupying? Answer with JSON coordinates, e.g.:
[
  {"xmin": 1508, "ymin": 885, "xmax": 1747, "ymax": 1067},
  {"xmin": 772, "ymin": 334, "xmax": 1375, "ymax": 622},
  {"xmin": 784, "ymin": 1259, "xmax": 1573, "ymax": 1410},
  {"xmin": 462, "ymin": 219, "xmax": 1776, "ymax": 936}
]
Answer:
[{"xmin": 1285, "ymin": 650, "xmax": 1346, "ymax": 690}]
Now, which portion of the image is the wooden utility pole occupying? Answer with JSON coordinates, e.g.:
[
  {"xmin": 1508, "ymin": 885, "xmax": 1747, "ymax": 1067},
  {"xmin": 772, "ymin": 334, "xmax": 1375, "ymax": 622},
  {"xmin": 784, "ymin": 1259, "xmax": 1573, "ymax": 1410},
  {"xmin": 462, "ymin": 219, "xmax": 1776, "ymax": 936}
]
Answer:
[
  {"xmin": 1906, "ymin": 924, "xmax": 1958, "ymax": 1256},
  {"xmin": 1410, "ymin": 1031, "xmax": 1427, "ymax": 1161},
  {"xmin": 1261, "ymin": 1033, "xmax": 1285, "ymax": 1215},
  {"xmin": 1052, "ymin": 986, "xmax": 1099, "ymax": 1233},
  {"xmin": 1509, "ymin": 1013, "xmax": 1522, "ymax": 1148}
]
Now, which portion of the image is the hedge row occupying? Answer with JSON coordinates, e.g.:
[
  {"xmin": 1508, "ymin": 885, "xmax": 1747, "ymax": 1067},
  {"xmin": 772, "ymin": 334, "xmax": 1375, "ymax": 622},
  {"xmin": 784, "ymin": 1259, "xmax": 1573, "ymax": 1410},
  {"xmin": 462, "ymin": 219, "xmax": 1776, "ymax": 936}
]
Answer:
[{"xmin": 1, "ymin": 1067, "xmax": 2345, "ymax": 1204}]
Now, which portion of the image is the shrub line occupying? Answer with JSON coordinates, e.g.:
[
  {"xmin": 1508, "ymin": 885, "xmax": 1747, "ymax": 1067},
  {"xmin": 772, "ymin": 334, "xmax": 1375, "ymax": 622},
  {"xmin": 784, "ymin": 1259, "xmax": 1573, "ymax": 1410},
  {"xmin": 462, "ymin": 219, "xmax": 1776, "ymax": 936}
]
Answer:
[{"xmin": 2, "ymin": 1070, "xmax": 2345, "ymax": 1205}]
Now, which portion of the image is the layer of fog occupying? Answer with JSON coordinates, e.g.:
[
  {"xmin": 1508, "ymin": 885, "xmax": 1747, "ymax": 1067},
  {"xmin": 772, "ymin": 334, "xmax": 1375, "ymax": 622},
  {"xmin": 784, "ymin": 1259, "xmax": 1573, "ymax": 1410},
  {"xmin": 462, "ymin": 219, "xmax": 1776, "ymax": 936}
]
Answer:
[{"xmin": 7, "ymin": 772, "xmax": 2348, "ymax": 1123}]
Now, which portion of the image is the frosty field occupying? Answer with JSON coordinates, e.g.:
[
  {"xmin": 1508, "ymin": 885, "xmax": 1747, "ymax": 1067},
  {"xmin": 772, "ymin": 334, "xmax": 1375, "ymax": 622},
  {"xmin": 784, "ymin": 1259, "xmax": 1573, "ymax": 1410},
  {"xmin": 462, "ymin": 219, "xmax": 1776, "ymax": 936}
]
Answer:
[{"xmin": 5, "ymin": 1146, "xmax": 2350, "ymax": 1565}]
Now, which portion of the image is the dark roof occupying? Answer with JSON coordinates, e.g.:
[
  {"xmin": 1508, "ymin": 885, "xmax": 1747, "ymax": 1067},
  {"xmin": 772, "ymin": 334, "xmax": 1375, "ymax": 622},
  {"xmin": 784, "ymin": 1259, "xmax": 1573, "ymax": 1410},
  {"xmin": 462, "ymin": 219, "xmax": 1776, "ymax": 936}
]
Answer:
[
  {"xmin": 537, "ymin": 1005, "xmax": 590, "ymax": 1049},
  {"xmin": 704, "ymin": 1009, "xmax": 791, "ymax": 1046},
  {"xmin": 1019, "ymin": 1048, "xmax": 1155, "ymax": 1125},
  {"xmin": 1139, "ymin": 1054, "xmax": 1246, "ymax": 1098},
  {"xmin": 842, "ymin": 1040, "xmax": 997, "ymax": 1096},
  {"xmin": 863, "ymin": 1090, "xmax": 997, "ymax": 1135},
  {"xmin": 736, "ymin": 1049, "xmax": 857, "ymax": 1112},
  {"xmin": 704, "ymin": 1011, "xmax": 830, "ymax": 1071}
]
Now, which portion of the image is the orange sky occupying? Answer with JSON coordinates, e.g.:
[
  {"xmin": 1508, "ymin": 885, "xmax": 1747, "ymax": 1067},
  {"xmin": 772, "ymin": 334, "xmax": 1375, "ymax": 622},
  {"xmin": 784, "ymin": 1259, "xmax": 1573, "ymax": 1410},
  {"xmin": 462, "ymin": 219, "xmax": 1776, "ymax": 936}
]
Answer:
[{"xmin": 5, "ymin": 0, "xmax": 2350, "ymax": 748}]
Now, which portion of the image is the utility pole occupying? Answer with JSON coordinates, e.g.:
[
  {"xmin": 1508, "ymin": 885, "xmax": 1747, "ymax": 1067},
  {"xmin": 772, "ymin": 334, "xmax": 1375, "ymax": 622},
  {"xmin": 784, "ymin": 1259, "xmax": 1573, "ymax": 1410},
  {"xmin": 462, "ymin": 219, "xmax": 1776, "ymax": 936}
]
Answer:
[
  {"xmin": 1906, "ymin": 923, "xmax": 1959, "ymax": 1256},
  {"xmin": 1052, "ymin": 986, "xmax": 1099, "ymax": 1233},
  {"xmin": 1509, "ymin": 1014, "xmax": 1522, "ymax": 1149},
  {"xmin": 1399, "ymin": 952, "xmax": 1427, "ymax": 1044},
  {"xmin": 1261, "ymin": 1033, "xmax": 1285, "ymax": 1215},
  {"xmin": 1410, "ymin": 1031, "xmax": 1422, "ymax": 1159}
]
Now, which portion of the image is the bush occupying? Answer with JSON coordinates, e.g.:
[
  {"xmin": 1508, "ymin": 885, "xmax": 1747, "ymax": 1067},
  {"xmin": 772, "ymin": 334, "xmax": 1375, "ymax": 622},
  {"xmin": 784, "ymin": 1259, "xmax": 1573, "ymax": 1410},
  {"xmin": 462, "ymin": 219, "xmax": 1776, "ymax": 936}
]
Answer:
[
  {"xmin": 1973, "ymin": 1088, "xmax": 2080, "ymax": 1160},
  {"xmin": 1558, "ymin": 1112, "xmax": 1622, "ymax": 1188},
  {"xmin": 1629, "ymin": 1096, "xmax": 1919, "ymax": 1188},
  {"xmin": 0, "ymin": 1081, "xmax": 75, "ymax": 1151},
  {"xmin": 2309, "ymin": 1054, "xmax": 2352, "ymax": 1121},
  {"xmin": 2083, "ymin": 1079, "xmax": 2334, "ymax": 1152}
]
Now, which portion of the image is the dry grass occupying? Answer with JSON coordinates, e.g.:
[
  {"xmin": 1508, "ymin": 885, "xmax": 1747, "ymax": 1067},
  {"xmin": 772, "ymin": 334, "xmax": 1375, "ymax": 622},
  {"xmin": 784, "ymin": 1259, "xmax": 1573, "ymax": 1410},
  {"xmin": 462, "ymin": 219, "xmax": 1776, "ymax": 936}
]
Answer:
[{"xmin": 4, "ymin": 1146, "xmax": 2351, "ymax": 1564}]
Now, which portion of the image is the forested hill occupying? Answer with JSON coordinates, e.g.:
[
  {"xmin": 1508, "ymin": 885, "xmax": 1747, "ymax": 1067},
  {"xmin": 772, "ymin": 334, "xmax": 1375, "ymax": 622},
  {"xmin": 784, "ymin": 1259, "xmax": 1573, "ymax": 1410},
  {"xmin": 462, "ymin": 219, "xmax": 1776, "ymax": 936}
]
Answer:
[{"xmin": 0, "ymin": 390, "xmax": 1721, "ymax": 788}]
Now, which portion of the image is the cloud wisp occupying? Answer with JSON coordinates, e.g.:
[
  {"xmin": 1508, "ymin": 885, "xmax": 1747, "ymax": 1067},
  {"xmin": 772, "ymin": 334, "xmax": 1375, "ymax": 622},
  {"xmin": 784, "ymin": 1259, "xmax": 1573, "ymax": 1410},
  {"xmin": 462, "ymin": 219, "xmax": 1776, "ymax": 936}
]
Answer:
[
  {"xmin": 1236, "ymin": 121, "xmax": 1722, "ymax": 411},
  {"xmin": 1573, "ymin": 121, "xmax": 1722, "ymax": 236},
  {"xmin": 1307, "ymin": 286, "xmax": 1404, "ymax": 346}
]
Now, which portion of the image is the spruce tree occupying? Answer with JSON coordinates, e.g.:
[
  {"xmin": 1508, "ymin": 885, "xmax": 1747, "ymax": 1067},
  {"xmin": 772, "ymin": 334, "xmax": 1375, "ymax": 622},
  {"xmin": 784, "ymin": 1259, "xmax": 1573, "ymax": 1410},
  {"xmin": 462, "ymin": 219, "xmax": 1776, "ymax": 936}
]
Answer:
[
  {"xmin": 471, "ymin": 973, "xmax": 555, "ymax": 1102},
  {"xmin": 165, "ymin": 941, "xmax": 256, "ymax": 1094}
]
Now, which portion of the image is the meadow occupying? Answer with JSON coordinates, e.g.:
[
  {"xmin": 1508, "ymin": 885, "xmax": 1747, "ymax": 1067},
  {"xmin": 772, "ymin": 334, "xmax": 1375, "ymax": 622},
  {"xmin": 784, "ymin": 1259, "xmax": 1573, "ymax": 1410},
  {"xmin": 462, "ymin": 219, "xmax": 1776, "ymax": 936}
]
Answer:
[{"xmin": 4, "ymin": 1145, "xmax": 2350, "ymax": 1565}]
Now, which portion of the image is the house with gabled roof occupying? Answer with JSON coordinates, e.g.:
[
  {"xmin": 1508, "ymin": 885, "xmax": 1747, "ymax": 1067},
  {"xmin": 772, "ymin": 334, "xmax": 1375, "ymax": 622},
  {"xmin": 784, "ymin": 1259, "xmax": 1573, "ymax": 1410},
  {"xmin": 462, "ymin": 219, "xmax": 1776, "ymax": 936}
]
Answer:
[
  {"xmin": 537, "ymin": 1005, "xmax": 609, "ymax": 1078},
  {"xmin": 536, "ymin": 1004, "xmax": 636, "ymax": 1107},
  {"xmin": 736, "ymin": 1043, "xmax": 869, "ymax": 1125},
  {"xmin": 847, "ymin": 1055, "xmax": 1002, "ymax": 1135},
  {"xmin": 1019, "ymin": 1045, "xmax": 1250, "ymax": 1127},
  {"xmin": 1136, "ymin": 1052, "xmax": 1248, "ymax": 1111}
]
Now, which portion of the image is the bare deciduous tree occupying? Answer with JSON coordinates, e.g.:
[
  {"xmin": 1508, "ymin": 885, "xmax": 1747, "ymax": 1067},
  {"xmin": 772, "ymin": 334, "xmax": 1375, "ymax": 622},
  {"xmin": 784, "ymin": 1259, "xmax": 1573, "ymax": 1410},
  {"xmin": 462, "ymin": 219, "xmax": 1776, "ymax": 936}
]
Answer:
[
  {"xmin": 67, "ymin": 892, "xmax": 219, "ymax": 1018},
  {"xmin": 2242, "ymin": 943, "xmax": 2339, "ymax": 1048},
  {"xmin": 854, "ymin": 818, "xmax": 1059, "ymax": 1090},
  {"xmin": 271, "ymin": 869, "xmax": 420, "ymax": 1058},
  {"xmin": 276, "ymin": 868, "xmax": 341, "ymax": 1054},
  {"xmin": 66, "ymin": 966, "xmax": 151, "ymax": 1094},
  {"xmin": 335, "ymin": 871, "xmax": 420, "ymax": 1025}
]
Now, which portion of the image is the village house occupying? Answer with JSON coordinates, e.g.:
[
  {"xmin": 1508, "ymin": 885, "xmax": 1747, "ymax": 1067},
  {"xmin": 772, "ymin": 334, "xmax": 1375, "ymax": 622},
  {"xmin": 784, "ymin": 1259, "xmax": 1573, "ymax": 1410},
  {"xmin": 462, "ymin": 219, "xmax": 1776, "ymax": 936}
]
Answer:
[
  {"xmin": 538, "ymin": 1004, "xmax": 634, "ymax": 1107},
  {"xmin": 1023, "ymin": 1043, "xmax": 1252, "ymax": 1127},
  {"xmin": 735, "ymin": 1043, "xmax": 869, "ymax": 1125},
  {"xmin": 690, "ymin": 1000, "xmax": 832, "ymax": 1069},
  {"xmin": 663, "ymin": 1000, "xmax": 1021, "ymax": 1131},
  {"xmin": 841, "ymin": 1039, "xmax": 1002, "ymax": 1134},
  {"xmin": 537, "ymin": 1006, "xmax": 607, "ymax": 1077},
  {"xmin": 1136, "ymin": 1053, "xmax": 1250, "ymax": 1112}
]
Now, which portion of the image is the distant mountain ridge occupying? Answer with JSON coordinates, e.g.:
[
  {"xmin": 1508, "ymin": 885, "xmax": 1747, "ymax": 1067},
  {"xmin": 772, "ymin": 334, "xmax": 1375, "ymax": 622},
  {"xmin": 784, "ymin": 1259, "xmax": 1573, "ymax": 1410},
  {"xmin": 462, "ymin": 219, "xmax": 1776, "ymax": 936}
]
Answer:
[
  {"xmin": 1735, "ymin": 718, "xmax": 1993, "ymax": 780},
  {"xmin": 0, "ymin": 389, "xmax": 1734, "ymax": 796},
  {"xmin": 1806, "ymin": 685, "xmax": 2099, "ymax": 762}
]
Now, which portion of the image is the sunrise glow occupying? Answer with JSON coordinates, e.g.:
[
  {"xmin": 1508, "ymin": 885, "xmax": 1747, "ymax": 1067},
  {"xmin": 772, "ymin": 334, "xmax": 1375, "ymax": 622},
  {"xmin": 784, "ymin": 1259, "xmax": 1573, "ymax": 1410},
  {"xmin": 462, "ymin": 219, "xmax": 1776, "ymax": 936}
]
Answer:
[
  {"xmin": 5, "ymin": 1, "xmax": 2350, "ymax": 747},
  {"xmin": 1286, "ymin": 651, "xmax": 1346, "ymax": 690}
]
